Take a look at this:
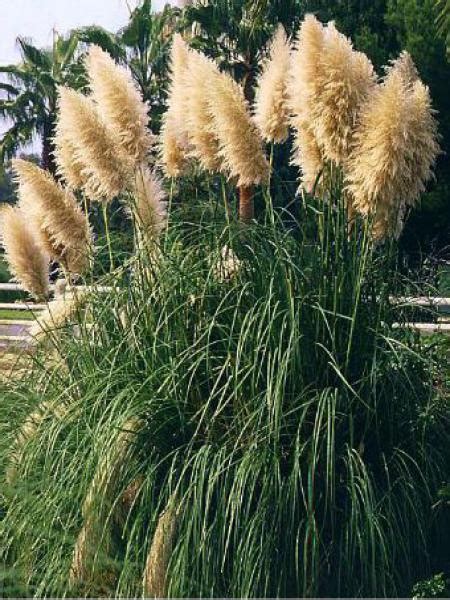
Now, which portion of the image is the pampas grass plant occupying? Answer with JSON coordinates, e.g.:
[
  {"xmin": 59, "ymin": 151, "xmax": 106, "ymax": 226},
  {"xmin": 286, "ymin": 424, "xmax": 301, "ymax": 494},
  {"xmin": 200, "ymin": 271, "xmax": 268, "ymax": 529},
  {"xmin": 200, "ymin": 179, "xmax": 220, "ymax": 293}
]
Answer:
[{"xmin": 0, "ymin": 17, "xmax": 446, "ymax": 600}]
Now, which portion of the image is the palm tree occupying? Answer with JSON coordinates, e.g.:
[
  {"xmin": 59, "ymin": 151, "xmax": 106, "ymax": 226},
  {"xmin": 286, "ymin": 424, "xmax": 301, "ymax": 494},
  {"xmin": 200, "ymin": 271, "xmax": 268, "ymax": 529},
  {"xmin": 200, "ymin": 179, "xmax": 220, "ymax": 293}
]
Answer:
[
  {"xmin": 0, "ymin": 33, "xmax": 87, "ymax": 174},
  {"xmin": 436, "ymin": 0, "xmax": 450, "ymax": 56},
  {"xmin": 120, "ymin": 0, "xmax": 180, "ymax": 130},
  {"xmin": 78, "ymin": 2, "xmax": 180, "ymax": 130}
]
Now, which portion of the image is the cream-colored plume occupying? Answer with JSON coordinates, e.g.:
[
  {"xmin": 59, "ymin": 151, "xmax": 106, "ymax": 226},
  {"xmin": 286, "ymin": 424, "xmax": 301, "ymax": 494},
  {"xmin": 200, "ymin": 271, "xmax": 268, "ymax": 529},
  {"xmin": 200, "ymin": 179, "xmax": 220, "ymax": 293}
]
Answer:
[
  {"xmin": 165, "ymin": 34, "xmax": 190, "ymax": 142},
  {"xmin": 69, "ymin": 417, "xmax": 142, "ymax": 586},
  {"xmin": 53, "ymin": 129, "xmax": 88, "ymax": 191},
  {"xmin": 0, "ymin": 205, "xmax": 49, "ymax": 299},
  {"xmin": 346, "ymin": 53, "xmax": 440, "ymax": 239},
  {"xmin": 159, "ymin": 34, "xmax": 191, "ymax": 176},
  {"xmin": 294, "ymin": 126, "xmax": 324, "ymax": 194},
  {"xmin": 56, "ymin": 87, "xmax": 131, "ymax": 201},
  {"xmin": 160, "ymin": 113, "xmax": 187, "ymax": 177},
  {"xmin": 29, "ymin": 292, "xmax": 87, "ymax": 342},
  {"xmin": 213, "ymin": 244, "xmax": 241, "ymax": 282},
  {"xmin": 184, "ymin": 50, "xmax": 223, "ymax": 171},
  {"xmin": 12, "ymin": 159, "xmax": 92, "ymax": 275},
  {"xmin": 86, "ymin": 45, "xmax": 152, "ymax": 163},
  {"xmin": 133, "ymin": 166, "xmax": 167, "ymax": 244},
  {"xmin": 289, "ymin": 15, "xmax": 325, "ymax": 191},
  {"xmin": 254, "ymin": 25, "xmax": 291, "ymax": 143},
  {"xmin": 207, "ymin": 69, "xmax": 270, "ymax": 186},
  {"xmin": 311, "ymin": 22, "xmax": 376, "ymax": 165},
  {"xmin": 290, "ymin": 15, "xmax": 376, "ymax": 172}
]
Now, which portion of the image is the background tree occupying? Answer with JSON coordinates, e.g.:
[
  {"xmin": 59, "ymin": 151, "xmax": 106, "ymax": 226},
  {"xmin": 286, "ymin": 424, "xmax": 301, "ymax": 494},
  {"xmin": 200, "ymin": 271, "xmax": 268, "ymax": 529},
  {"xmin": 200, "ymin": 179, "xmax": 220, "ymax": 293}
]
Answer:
[
  {"xmin": 120, "ymin": 0, "xmax": 180, "ymax": 130},
  {"xmin": 0, "ymin": 34, "xmax": 87, "ymax": 174}
]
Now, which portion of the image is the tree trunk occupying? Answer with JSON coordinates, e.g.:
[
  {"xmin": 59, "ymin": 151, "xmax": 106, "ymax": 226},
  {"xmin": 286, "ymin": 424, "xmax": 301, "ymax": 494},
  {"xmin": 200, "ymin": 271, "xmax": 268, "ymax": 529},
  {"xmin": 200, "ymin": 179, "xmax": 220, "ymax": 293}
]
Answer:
[
  {"xmin": 239, "ymin": 60, "xmax": 256, "ymax": 223},
  {"xmin": 238, "ymin": 185, "xmax": 254, "ymax": 223},
  {"xmin": 41, "ymin": 117, "xmax": 58, "ymax": 177}
]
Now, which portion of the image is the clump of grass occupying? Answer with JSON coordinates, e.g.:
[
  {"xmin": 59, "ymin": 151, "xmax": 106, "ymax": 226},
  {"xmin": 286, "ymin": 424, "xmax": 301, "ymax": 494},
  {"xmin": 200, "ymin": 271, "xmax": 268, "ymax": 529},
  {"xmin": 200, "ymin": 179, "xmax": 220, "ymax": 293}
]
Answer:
[
  {"xmin": 1, "ymin": 198, "xmax": 450, "ymax": 596},
  {"xmin": 0, "ymin": 15, "xmax": 447, "ymax": 599}
]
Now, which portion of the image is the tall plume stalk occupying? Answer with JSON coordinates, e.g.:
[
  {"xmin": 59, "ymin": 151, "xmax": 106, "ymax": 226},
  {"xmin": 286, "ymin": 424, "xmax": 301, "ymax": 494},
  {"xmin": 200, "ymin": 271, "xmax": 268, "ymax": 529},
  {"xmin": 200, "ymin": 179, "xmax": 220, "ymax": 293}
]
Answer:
[
  {"xmin": 346, "ymin": 52, "xmax": 440, "ymax": 239},
  {"xmin": 0, "ymin": 205, "xmax": 49, "ymax": 299},
  {"xmin": 56, "ymin": 87, "xmax": 131, "ymax": 201},
  {"xmin": 86, "ymin": 45, "xmax": 153, "ymax": 165},
  {"xmin": 160, "ymin": 34, "xmax": 191, "ymax": 177},
  {"xmin": 12, "ymin": 159, "xmax": 91, "ymax": 275},
  {"xmin": 254, "ymin": 25, "xmax": 291, "ymax": 144}
]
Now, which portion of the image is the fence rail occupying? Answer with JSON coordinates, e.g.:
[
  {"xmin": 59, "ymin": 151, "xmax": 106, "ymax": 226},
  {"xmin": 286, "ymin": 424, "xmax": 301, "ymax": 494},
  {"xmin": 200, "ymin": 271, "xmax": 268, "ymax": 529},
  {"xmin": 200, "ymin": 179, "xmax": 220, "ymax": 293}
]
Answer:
[{"xmin": 0, "ymin": 283, "xmax": 449, "ymax": 349}]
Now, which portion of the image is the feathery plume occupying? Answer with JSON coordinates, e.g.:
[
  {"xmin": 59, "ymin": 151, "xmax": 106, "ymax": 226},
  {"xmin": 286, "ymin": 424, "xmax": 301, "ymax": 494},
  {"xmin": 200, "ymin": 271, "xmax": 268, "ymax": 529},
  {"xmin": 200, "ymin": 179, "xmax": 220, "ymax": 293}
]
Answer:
[
  {"xmin": 387, "ymin": 50, "xmax": 419, "ymax": 85},
  {"xmin": 159, "ymin": 114, "xmax": 187, "ymax": 177},
  {"xmin": 53, "ymin": 129, "xmax": 88, "ymax": 191},
  {"xmin": 166, "ymin": 34, "xmax": 190, "ymax": 142},
  {"xmin": 0, "ymin": 205, "xmax": 49, "ymax": 299},
  {"xmin": 12, "ymin": 159, "xmax": 92, "ymax": 274},
  {"xmin": 159, "ymin": 35, "xmax": 191, "ymax": 176},
  {"xmin": 86, "ymin": 45, "xmax": 152, "ymax": 163},
  {"xmin": 289, "ymin": 15, "xmax": 325, "ymax": 191},
  {"xmin": 29, "ymin": 292, "xmax": 87, "ymax": 342},
  {"xmin": 213, "ymin": 245, "xmax": 241, "ymax": 282},
  {"xmin": 207, "ymin": 69, "xmax": 270, "ymax": 186},
  {"xmin": 294, "ymin": 126, "xmax": 324, "ymax": 194},
  {"xmin": 311, "ymin": 22, "xmax": 376, "ymax": 165},
  {"xmin": 69, "ymin": 418, "xmax": 142, "ymax": 586},
  {"xmin": 346, "ymin": 56, "xmax": 440, "ymax": 239},
  {"xmin": 143, "ymin": 497, "xmax": 179, "ymax": 598},
  {"xmin": 290, "ymin": 15, "xmax": 376, "ymax": 170},
  {"xmin": 254, "ymin": 25, "xmax": 291, "ymax": 143},
  {"xmin": 133, "ymin": 166, "xmax": 167, "ymax": 245},
  {"xmin": 184, "ymin": 50, "xmax": 223, "ymax": 171},
  {"xmin": 57, "ymin": 87, "xmax": 131, "ymax": 201}
]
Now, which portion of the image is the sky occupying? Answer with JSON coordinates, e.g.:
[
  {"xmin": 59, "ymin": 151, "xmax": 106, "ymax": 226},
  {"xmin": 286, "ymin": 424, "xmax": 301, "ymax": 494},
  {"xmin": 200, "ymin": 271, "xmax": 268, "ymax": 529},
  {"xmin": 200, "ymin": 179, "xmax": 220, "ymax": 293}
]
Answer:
[{"xmin": 0, "ymin": 0, "xmax": 168, "ymax": 64}]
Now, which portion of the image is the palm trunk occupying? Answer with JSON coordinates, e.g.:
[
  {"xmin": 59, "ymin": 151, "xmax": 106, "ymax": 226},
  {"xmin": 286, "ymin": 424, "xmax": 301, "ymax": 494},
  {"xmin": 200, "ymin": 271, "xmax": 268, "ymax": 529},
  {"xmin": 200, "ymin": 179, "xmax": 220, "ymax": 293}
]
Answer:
[
  {"xmin": 41, "ymin": 117, "xmax": 57, "ymax": 177},
  {"xmin": 238, "ymin": 185, "xmax": 254, "ymax": 223},
  {"xmin": 239, "ymin": 62, "xmax": 256, "ymax": 223}
]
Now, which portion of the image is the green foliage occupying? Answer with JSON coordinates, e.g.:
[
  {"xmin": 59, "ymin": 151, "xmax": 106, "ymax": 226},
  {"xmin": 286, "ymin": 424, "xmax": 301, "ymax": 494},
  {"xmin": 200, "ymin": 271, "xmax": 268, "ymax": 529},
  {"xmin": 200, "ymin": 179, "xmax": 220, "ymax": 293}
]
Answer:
[
  {"xmin": 0, "ymin": 188, "xmax": 449, "ymax": 596},
  {"xmin": 412, "ymin": 573, "xmax": 450, "ymax": 598},
  {"xmin": 0, "ymin": 33, "xmax": 88, "ymax": 171}
]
